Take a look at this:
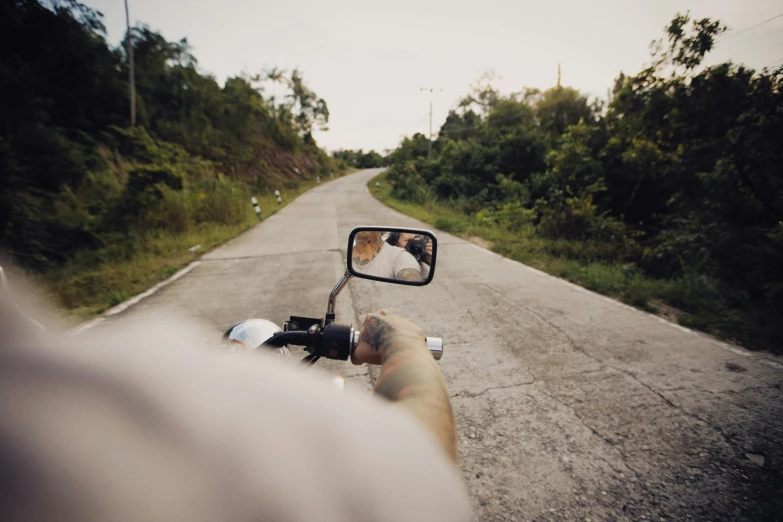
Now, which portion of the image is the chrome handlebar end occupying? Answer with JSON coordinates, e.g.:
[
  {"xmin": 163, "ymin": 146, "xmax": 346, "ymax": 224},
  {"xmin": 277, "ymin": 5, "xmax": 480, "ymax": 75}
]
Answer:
[{"xmin": 426, "ymin": 337, "xmax": 443, "ymax": 360}]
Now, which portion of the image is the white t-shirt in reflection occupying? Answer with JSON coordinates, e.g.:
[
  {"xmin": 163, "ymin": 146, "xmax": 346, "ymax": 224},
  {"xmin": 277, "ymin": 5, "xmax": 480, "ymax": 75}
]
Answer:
[{"xmin": 353, "ymin": 243, "xmax": 421, "ymax": 280}]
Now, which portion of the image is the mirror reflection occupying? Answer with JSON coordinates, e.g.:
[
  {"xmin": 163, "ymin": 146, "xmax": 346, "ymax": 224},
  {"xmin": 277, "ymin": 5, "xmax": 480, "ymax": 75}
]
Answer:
[{"xmin": 348, "ymin": 227, "xmax": 437, "ymax": 285}]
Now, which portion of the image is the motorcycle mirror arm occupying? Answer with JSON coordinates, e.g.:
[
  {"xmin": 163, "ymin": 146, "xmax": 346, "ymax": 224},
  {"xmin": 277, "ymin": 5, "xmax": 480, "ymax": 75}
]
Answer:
[{"xmin": 325, "ymin": 269, "xmax": 352, "ymax": 325}]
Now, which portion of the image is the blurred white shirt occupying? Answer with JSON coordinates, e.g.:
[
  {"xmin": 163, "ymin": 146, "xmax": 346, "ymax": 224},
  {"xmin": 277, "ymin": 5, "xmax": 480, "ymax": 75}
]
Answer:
[{"xmin": 0, "ymin": 300, "xmax": 471, "ymax": 522}]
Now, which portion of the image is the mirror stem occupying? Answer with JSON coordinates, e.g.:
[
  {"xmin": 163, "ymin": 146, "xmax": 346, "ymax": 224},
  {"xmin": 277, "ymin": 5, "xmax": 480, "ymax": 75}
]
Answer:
[{"xmin": 326, "ymin": 270, "xmax": 352, "ymax": 324}]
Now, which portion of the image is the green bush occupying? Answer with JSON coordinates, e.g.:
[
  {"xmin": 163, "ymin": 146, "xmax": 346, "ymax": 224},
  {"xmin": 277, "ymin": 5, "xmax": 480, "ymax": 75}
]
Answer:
[
  {"xmin": 480, "ymin": 202, "xmax": 536, "ymax": 232},
  {"xmin": 536, "ymin": 195, "xmax": 631, "ymax": 246},
  {"xmin": 157, "ymin": 187, "xmax": 194, "ymax": 234},
  {"xmin": 195, "ymin": 176, "xmax": 251, "ymax": 226},
  {"xmin": 433, "ymin": 215, "xmax": 467, "ymax": 234},
  {"xmin": 387, "ymin": 161, "xmax": 432, "ymax": 204}
]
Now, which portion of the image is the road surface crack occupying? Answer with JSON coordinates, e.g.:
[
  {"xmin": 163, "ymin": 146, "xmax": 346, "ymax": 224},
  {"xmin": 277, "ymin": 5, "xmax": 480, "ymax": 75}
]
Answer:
[
  {"xmin": 451, "ymin": 381, "xmax": 535, "ymax": 398},
  {"xmin": 627, "ymin": 375, "xmax": 750, "ymax": 456},
  {"xmin": 480, "ymin": 283, "xmax": 753, "ymax": 462},
  {"xmin": 536, "ymin": 385, "xmax": 644, "ymax": 482},
  {"xmin": 659, "ymin": 383, "xmax": 782, "ymax": 395},
  {"xmin": 538, "ymin": 368, "xmax": 606, "ymax": 383}
]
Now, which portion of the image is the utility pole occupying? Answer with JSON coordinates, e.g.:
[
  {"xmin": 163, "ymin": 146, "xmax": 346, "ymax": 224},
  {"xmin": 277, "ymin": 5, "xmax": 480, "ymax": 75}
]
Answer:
[
  {"xmin": 420, "ymin": 87, "xmax": 441, "ymax": 156},
  {"xmin": 557, "ymin": 63, "xmax": 561, "ymax": 88},
  {"xmin": 125, "ymin": 0, "xmax": 136, "ymax": 126}
]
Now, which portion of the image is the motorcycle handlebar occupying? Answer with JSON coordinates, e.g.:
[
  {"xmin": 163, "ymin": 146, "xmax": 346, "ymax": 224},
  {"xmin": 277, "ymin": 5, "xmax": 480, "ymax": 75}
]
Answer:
[{"xmin": 264, "ymin": 324, "xmax": 443, "ymax": 362}]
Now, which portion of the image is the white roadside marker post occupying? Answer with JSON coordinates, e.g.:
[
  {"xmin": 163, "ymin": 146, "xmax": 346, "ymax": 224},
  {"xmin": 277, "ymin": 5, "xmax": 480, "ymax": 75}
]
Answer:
[
  {"xmin": 251, "ymin": 196, "xmax": 261, "ymax": 218},
  {"xmin": 274, "ymin": 190, "xmax": 282, "ymax": 204}
]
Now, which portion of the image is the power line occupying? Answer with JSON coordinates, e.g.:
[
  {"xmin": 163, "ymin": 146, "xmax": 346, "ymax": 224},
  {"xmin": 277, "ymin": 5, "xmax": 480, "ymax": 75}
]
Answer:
[{"xmin": 719, "ymin": 12, "xmax": 783, "ymax": 41}]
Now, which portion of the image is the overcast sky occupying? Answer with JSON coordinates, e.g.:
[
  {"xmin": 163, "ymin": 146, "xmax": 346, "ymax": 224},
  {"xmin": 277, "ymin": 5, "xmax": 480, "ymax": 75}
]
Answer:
[{"xmin": 84, "ymin": 0, "xmax": 783, "ymax": 153}]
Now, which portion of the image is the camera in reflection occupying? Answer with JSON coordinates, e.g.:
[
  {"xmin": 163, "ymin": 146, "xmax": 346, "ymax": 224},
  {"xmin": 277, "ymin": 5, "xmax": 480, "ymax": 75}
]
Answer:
[{"xmin": 400, "ymin": 235, "xmax": 430, "ymax": 262}]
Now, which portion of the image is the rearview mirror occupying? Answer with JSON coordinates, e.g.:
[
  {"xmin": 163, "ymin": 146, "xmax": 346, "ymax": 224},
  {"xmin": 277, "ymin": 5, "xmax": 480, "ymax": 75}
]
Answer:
[{"xmin": 347, "ymin": 227, "xmax": 437, "ymax": 286}]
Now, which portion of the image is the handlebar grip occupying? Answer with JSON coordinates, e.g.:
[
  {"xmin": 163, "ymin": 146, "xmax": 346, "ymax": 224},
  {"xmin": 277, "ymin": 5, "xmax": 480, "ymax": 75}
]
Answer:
[
  {"xmin": 426, "ymin": 337, "xmax": 443, "ymax": 360},
  {"xmin": 350, "ymin": 331, "xmax": 444, "ymax": 360}
]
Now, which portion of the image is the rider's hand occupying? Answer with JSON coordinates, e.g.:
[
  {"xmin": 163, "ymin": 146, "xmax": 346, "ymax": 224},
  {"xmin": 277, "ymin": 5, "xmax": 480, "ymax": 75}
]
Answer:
[
  {"xmin": 351, "ymin": 310, "xmax": 427, "ymax": 365},
  {"xmin": 413, "ymin": 235, "xmax": 433, "ymax": 265},
  {"xmin": 351, "ymin": 310, "xmax": 458, "ymax": 463}
]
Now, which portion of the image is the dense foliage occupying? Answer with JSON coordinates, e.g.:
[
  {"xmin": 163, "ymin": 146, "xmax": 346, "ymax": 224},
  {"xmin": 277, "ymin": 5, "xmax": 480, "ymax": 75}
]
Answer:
[
  {"xmin": 385, "ymin": 14, "xmax": 783, "ymax": 350},
  {"xmin": 332, "ymin": 149, "xmax": 387, "ymax": 169},
  {"xmin": 1, "ymin": 0, "xmax": 336, "ymax": 269}
]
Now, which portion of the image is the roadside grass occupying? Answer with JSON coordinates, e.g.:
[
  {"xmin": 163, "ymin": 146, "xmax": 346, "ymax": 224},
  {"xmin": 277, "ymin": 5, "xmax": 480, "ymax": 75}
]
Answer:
[
  {"xmin": 368, "ymin": 172, "xmax": 763, "ymax": 350},
  {"xmin": 38, "ymin": 181, "xmax": 320, "ymax": 319}
]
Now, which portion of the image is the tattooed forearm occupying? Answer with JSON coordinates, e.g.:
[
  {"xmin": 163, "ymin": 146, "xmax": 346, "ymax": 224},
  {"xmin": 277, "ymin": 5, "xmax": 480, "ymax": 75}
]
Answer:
[
  {"xmin": 359, "ymin": 315, "xmax": 394, "ymax": 351},
  {"xmin": 355, "ymin": 311, "xmax": 457, "ymax": 462},
  {"xmin": 395, "ymin": 268, "xmax": 422, "ymax": 282},
  {"xmin": 374, "ymin": 342, "xmax": 457, "ymax": 462}
]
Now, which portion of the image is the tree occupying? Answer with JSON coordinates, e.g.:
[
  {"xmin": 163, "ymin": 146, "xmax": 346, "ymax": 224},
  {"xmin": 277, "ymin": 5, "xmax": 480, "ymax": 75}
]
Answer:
[
  {"xmin": 331, "ymin": 149, "xmax": 386, "ymax": 168},
  {"xmin": 438, "ymin": 109, "xmax": 481, "ymax": 141},
  {"xmin": 383, "ymin": 12, "xmax": 783, "ymax": 350},
  {"xmin": 533, "ymin": 86, "xmax": 594, "ymax": 138},
  {"xmin": 457, "ymin": 71, "xmax": 501, "ymax": 116},
  {"xmin": 1, "ymin": 0, "xmax": 335, "ymax": 267}
]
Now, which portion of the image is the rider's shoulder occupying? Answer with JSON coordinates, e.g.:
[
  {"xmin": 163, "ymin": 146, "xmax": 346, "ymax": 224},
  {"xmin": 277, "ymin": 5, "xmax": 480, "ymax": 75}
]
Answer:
[{"xmin": 386, "ymin": 244, "xmax": 411, "ymax": 259}]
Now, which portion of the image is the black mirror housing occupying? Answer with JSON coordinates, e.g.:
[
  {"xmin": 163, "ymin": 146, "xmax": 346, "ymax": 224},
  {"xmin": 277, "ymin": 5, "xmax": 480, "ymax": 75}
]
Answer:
[{"xmin": 347, "ymin": 226, "xmax": 437, "ymax": 286}]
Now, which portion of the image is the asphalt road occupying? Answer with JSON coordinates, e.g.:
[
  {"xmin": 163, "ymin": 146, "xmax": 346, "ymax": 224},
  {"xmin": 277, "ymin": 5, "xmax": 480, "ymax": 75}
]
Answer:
[{"xmin": 94, "ymin": 168, "xmax": 783, "ymax": 521}]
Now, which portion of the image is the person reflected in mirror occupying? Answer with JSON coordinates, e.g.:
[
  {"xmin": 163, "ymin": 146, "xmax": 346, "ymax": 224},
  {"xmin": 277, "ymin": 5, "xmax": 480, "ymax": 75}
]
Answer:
[
  {"xmin": 385, "ymin": 233, "xmax": 432, "ymax": 280},
  {"xmin": 352, "ymin": 231, "xmax": 421, "ymax": 282}
]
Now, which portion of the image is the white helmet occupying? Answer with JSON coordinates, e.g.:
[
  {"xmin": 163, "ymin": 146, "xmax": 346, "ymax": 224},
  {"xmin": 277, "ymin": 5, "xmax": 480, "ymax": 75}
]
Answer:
[{"xmin": 222, "ymin": 319, "xmax": 287, "ymax": 356}]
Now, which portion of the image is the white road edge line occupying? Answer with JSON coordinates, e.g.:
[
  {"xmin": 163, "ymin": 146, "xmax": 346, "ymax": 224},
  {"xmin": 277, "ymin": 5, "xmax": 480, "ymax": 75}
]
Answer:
[
  {"xmin": 66, "ymin": 175, "xmax": 334, "ymax": 337},
  {"xmin": 68, "ymin": 317, "xmax": 104, "ymax": 335},
  {"xmin": 68, "ymin": 261, "xmax": 201, "ymax": 336},
  {"xmin": 465, "ymin": 242, "xmax": 782, "ymax": 367}
]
